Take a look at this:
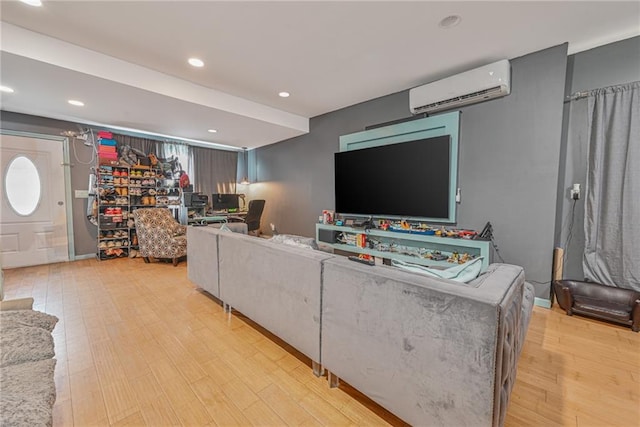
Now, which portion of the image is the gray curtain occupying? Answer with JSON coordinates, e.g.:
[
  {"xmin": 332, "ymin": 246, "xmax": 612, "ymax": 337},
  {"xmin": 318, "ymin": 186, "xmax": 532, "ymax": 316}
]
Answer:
[
  {"xmin": 192, "ymin": 146, "xmax": 238, "ymax": 200},
  {"xmin": 583, "ymin": 82, "xmax": 640, "ymax": 290}
]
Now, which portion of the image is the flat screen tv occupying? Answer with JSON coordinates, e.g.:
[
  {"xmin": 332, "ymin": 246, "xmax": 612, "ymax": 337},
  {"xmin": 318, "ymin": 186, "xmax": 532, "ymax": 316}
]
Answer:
[{"xmin": 334, "ymin": 135, "xmax": 455, "ymax": 222}]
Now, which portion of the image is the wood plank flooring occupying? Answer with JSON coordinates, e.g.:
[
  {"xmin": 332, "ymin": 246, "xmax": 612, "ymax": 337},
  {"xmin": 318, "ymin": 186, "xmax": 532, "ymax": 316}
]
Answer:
[{"xmin": 2, "ymin": 258, "xmax": 639, "ymax": 426}]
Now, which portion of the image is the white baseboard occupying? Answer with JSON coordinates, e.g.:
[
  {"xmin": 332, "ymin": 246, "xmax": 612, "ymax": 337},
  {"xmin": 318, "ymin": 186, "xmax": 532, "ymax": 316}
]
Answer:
[
  {"xmin": 534, "ymin": 297, "xmax": 552, "ymax": 308},
  {"xmin": 73, "ymin": 254, "xmax": 95, "ymax": 261}
]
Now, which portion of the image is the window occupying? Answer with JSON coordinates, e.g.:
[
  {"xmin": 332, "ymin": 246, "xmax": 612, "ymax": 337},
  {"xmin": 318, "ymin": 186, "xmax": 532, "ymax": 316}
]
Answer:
[{"xmin": 5, "ymin": 156, "xmax": 41, "ymax": 216}]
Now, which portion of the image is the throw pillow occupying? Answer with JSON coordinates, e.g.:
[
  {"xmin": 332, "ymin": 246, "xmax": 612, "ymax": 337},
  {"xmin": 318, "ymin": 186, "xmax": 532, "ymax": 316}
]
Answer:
[
  {"xmin": 269, "ymin": 234, "xmax": 319, "ymax": 250},
  {"xmin": 392, "ymin": 257, "xmax": 484, "ymax": 283}
]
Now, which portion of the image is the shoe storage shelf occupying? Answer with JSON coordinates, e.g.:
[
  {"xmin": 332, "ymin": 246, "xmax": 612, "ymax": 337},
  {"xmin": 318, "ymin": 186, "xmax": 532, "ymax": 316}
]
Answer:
[
  {"xmin": 96, "ymin": 165, "xmax": 131, "ymax": 260},
  {"xmin": 156, "ymin": 179, "xmax": 182, "ymax": 222},
  {"xmin": 96, "ymin": 165, "xmax": 170, "ymax": 260},
  {"xmin": 315, "ymin": 224, "xmax": 491, "ymax": 272}
]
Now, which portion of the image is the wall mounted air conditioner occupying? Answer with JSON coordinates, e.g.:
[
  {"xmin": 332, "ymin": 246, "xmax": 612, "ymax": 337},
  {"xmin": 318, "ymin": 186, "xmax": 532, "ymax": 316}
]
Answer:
[{"xmin": 409, "ymin": 59, "xmax": 511, "ymax": 115}]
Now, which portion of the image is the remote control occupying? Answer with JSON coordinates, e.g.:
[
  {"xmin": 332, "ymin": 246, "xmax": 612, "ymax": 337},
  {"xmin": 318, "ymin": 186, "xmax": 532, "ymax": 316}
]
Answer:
[{"xmin": 348, "ymin": 255, "xmax": 375, "ymax": 266}]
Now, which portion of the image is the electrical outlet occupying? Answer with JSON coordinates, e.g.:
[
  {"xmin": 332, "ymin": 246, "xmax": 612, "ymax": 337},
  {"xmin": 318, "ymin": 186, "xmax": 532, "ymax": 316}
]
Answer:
[{"xmin": 571, "ymin": 183, "xmax": 581, "ymax": 200}]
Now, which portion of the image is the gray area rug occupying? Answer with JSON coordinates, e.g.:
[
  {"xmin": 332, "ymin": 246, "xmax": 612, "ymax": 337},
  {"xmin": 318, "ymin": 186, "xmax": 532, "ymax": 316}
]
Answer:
[{"xmin": 0, "ymin": 358, "xmax": 57, "ymax": 427}]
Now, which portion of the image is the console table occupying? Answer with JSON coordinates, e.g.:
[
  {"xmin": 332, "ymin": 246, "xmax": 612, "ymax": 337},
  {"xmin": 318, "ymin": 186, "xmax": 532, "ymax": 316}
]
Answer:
[
  {"xmin": 187, "ymin": 212, "xmax": 247, "ymax": 225},
  {"xmin": 316, "ymin": 224, "xmax": 490, "ymax": 272}
]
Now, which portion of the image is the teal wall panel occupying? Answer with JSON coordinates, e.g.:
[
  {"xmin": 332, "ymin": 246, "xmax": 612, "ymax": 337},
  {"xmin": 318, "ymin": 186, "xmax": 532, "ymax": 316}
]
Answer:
[{"xmin": 338, "ymin": 111, "xmax": 460, "ymax": 223}]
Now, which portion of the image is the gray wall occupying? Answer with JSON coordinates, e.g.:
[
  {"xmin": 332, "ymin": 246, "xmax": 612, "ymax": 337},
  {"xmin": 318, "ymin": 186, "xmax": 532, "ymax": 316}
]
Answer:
[
  {"xmin": 556, "ymin": 36, "xmax": 640, "ymax": 280},
  {"xmin": 249, "ymin": 44, "xmax": 569, "ymax": 298},
  {"xmin": 457, "ymin": 44, "xmax": 567, "ymax": 297},
  {"xmin": 1, "ymin": 111, "xmax": 98, "ymax": 256},
  {"xmin": 246, "ymin": 91, "xmax": 409, "ymax": 235}
]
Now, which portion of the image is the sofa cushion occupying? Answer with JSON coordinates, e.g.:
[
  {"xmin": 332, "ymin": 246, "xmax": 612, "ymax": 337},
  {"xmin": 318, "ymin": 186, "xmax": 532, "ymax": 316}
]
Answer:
[
  {"xmin": 391, "ymin": 257, "xmax": 484, "ymax": 283},
  {"xmin": 0, "ymin": 310, "xmax": 59, "ymax": 332},
  {"xmin": 218, "ymin": 232, "xmax": 332, "ymax": 362},
  {"xmin": 269, "ymin": 234, "xmax": 319, "ymax": 250}
]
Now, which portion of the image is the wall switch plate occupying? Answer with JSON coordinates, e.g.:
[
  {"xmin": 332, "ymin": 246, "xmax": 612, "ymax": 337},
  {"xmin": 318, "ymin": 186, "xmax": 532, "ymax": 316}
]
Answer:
[
  {"xmin": 570, "ymin": 183, "xmax": 581, "ymax": 200},
  {"xmin": 75, "ymin": 190, "xmax": 89, "ymax": 198}
]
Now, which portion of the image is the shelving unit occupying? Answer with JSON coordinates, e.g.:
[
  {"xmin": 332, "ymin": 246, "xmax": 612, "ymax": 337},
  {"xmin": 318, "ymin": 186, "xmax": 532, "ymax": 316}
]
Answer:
[
  {"xmin": 156, "ymin": 178, "xmax": 181, "ymax": 215},
  {"xmin": 96, "ymin": 165, "xmax": 130, "ymax": 260},
  {"xmin": 316, "ymin": 224, "xmax": 491, "ymax": 272},
  {"xmin": 96, "ymin": 165, "xmax": 175, "ymax": 260}
]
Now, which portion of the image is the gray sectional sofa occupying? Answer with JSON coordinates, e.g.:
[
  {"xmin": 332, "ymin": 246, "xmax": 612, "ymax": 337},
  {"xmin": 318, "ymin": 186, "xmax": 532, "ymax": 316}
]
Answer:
[
  {"xmin": 187, "ymin": 226, "xmax": 535, "ymax": 426},
  {"xmin": 188, "ymin": 226, "xmax": 331, "ymax": 372}
]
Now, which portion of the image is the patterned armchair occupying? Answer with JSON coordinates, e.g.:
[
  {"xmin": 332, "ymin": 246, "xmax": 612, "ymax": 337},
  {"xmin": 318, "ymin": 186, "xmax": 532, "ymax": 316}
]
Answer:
[{"xmin": 133, "ymin": 208, "xmax": 187, "ymax": 266}]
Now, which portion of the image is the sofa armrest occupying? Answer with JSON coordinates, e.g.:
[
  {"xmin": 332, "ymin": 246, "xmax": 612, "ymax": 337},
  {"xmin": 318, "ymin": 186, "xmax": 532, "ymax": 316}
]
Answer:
[
  {"xmin": 0, "ymin": 298, "xmax": 34, "ymax": 311},
  {"xmin": 632, "ymin": 299, "xmax": 640, "ymax": 332},
  {"xmin": 552, "ymin": 281, "xmax": 573, "ymax": 314}
]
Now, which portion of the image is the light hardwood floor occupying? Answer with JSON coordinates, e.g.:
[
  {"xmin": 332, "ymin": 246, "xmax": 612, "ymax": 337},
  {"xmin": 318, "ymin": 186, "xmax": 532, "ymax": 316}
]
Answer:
[{"xmin": 2, "ymin": 258, "xmax": 639, "ymax": 426}]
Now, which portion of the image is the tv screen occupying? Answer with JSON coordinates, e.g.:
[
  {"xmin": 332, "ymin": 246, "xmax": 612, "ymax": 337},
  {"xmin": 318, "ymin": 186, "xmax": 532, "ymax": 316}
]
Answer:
[
  {"xmin": 212, "ymin": 193, "xmax": 239, "ymax": 211},
  {"xmin": 334, "ymin": 135, "xmax": 453, "ymax": 221}
]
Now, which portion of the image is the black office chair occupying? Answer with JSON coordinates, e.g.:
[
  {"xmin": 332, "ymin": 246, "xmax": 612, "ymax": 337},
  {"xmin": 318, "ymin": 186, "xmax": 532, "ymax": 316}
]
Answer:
[{"xmin": 244, "ymin": 199, "xmax": 265, "ymax": 235}]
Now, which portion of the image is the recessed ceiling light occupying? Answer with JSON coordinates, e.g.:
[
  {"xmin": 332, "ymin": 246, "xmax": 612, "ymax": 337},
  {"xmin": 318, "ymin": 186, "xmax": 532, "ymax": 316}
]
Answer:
[
  {"xmin": 278, "ymin": 91, "xmax": 290, "ymax": 98},
  {"xmin": 439, "ymin": 15, "xmax": 462, "ymax": 29},
  {"xmin": 19, "ymin": 0, "xmax": 42, "ymax": 6},
  {"xmin": 68, "ymin": 100, "xmax": 84, "ymax": 107},
  {"xmin": 207, "ymin": 129, "xmax": 218, "ymax": 133},
  {"xmin": 0, "ymin": 85, "xmax": 15, "ymax": 93},
  {"xmin": 188, "ymin": 58, "xmax": 204, "ymax": 67}
]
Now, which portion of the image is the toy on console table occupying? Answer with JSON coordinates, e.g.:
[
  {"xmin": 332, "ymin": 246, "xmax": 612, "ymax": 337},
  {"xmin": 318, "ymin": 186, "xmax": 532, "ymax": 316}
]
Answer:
[
  {"xmin": 348, "ymin": 254, "xmax": 375, "ymax": 266},
  {"xmin": 447, "ymin": 251, "xmax": 474, "ymax": 264},
  {"xmin": 388, "ymin": 221, "xmax": 435, "ymax": 235},
  {"xmin": 321, "ymin": 210, "xmax": 334, "ymax": 224},
  {"xmin": 381, "ymin": 221, "xmax": 479, "ymax": 239}
]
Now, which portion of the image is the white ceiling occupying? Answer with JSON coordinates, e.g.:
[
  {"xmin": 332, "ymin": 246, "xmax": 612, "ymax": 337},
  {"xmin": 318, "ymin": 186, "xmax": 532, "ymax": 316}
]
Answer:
[{"xmin": 1, "ymin": 1, "xmax": 638, "ymax": 150}]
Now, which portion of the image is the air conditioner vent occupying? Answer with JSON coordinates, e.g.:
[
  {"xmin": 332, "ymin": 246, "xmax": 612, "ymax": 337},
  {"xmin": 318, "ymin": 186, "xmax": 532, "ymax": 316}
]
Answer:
[
  {"xmin": 409, "ymin": 60, "xmax": 511, "ymax": 114},
  {"xmin": 412, "ymin": 86, "xmax": 504, "ymax": 114}
]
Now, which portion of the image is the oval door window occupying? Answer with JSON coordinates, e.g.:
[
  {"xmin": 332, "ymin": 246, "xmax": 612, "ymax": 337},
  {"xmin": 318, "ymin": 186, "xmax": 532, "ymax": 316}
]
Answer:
[{"xmin": 5, "ymin": 156, "xmax": 41, "ymax": 216}]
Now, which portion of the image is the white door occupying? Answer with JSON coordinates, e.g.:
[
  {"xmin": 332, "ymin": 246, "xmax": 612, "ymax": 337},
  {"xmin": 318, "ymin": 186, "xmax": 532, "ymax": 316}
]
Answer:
[{"xmin": 1, "ymin": 134, "xmax": 69, "ymax": 268}]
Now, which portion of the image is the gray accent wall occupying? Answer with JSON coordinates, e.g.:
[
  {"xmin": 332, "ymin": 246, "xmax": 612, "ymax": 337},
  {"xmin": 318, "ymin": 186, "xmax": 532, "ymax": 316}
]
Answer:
[
  {"xmin": 250, "ymin": 44, "xmax": 569, "ymax": 299},
  {"xmin": 456, "ymin": 44, "xmax": 567, "ymax": 297},
  {"xmin": 1, "ymin": 111, "xmax": 98, "ymax": 256},
  {"xmin": 556, "ymin": 36, "xmax": 640, "ymax": 280},
  {"xmin": 247, "ymin": 91, "xmax": 409, "ymax": 235}
]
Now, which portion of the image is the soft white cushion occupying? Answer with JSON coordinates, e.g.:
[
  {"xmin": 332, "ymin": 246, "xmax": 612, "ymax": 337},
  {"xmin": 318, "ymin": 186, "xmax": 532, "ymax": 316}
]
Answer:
[
  {"xmin": 212, "ymin": 223, "xmax": 248, "ymax": 234},
  {"xmin": 218, "ymin": 223, "xmax": 233, "ymax": 233},
  {"xmin": 269, "ymin": 234, "xmax": 318, "ymax": 250},
  {"xmin": 392, "ymin": 257, "xmax": 484, "ymax": 283}
]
